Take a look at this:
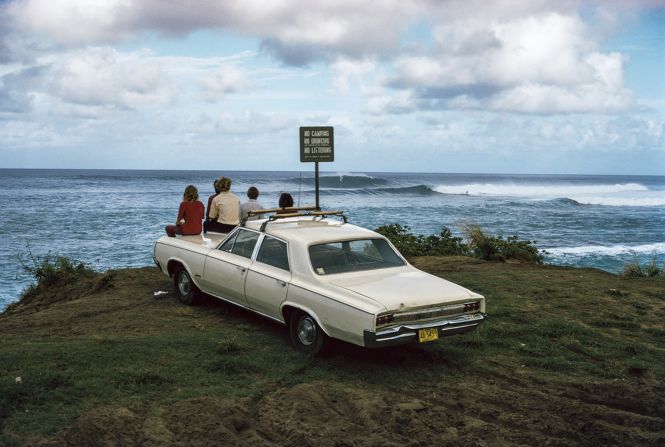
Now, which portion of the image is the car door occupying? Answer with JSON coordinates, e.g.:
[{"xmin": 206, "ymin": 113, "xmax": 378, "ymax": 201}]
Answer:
[
  {"xmin": 202, "ymin": 228, "xmax": 260, "ymax": 305},
  {"xmin": 244, "ymin": 235, "xmax": 291, "ymax": 320}
]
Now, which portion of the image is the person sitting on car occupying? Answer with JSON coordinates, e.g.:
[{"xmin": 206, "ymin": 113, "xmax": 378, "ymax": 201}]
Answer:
[
  {"xmin": 240, "ymin": 186, "xmax": 263, "ymax": 221},
  {"xmin": 165, "ymin": 185, "xmax": 204, "ymax": 237},
  {"xmin": 277, "ymin": 192, "xmax": 294, "ymax": 214},
  {"xmin": 206, "ymin": 177, "xmax": 240, "ymax": 233},
  {"xmin": 203, "ymin": 177, "xmax": 223, "ymax": 233}
]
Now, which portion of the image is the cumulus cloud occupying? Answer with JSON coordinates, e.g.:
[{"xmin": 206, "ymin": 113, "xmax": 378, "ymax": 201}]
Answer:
[
  {"xmin": 385, "ymin": 11, "xmax": 634, "ymax": 114},
  {"xmin": 198, "ymin": 65, "xmax": 251, "ymax": 102},
  {"xmin": 0, "ymin": 66, "xmax": 44, "ymax": 115},
  {"xmin": 45, "ymin": 47, "xmax": 178, "ymax": 109},
  {"xmin": 6, "ymin": 0, "xmax": 418, "ymax": 64},
  {"xmin": 194, "ymin": 111, "xmax": 295, "ymax": 135},
  {"xmin": 7, "ymin": 0, "xmax": 135, "ymax": 46},
  {"xmin": 420, "ymin": 111, "xmax": 664, "ymax": 154},
  {"xmin": 330, "ymin": 57, "xmax": 377, "ymax": 94},
  {"xmin": 0, "ymin": 0, "xmax": 642, "ymax": 115},
  {"xmin": 366, "ymin": 91, "xmax": 419, "ymax": 115}
]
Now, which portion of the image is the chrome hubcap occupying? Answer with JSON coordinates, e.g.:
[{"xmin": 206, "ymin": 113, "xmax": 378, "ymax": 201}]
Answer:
[
  {"xmin": 178, "ymin": 272, "xmax": 191, "ymax": 296},
  {"xmin": 297, "ymin": 317, "xmax": 316, "ymax": 346}
]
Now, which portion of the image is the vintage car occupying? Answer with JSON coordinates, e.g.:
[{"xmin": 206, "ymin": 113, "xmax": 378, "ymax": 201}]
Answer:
[{"xmin": 153, "ymin": 209, "xmax": 486, "ymax": 354}]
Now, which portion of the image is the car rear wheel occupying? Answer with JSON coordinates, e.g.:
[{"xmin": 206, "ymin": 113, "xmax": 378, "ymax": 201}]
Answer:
[
  {"xmin": 174, "ymin": 267, "xmax": 198, "ymax": 305},
  {"xmin": 289, "ymin": 311, "xmax": 327, "ymax": 355}
]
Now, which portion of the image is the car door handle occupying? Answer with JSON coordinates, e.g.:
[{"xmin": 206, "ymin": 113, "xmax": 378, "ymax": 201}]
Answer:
[
  {"xmin": 238, "ymin": 267, "xmax": 247, "ymax": 273},
  {"xmin": 277, "ymin": 280, "xmax": 287, "ymax": 287}
]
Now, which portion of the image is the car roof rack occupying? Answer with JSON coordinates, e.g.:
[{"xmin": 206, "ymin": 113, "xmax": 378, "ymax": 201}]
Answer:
[
  {"xmin": 255, "ymin": 209, "xmax": 347, "ymax": 232},
  {"xmin": 248, "ymin": 206, "xmax": 318, "ymax": 216}
]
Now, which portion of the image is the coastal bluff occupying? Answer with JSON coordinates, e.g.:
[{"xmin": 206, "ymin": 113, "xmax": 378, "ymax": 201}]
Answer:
[{"xmin": 1, "ymin": 259, "xmax": 664, "ymax": 446}]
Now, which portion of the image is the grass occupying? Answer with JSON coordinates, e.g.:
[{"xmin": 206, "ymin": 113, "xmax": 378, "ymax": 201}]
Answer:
[
  {"xmin": 621, "ymin": 256, "xmax": 664, "ymax": 278},
  {"xmin": 1, "ymin": 259, "xmax": 664, "ymax": 445}
]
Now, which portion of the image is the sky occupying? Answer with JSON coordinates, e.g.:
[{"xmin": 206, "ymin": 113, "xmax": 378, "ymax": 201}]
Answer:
[{"xmin": 0, "ymin": 0, "xmax": 664, "ymax": 174}]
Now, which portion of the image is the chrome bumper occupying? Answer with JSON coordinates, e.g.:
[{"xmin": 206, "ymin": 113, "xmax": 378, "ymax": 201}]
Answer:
[{"xmin": 363, "ymin": 313, "xmax": 486, "ymax": 348}]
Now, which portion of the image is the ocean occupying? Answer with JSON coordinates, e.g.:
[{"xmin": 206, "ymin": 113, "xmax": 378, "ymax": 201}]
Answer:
[{"xmin": 1, "ymin": 169, "xmax": 664, "ymax": 310}]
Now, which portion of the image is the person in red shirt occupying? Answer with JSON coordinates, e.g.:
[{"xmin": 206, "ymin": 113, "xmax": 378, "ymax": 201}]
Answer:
[{"xmin": 165, "ymin": 185, "xmax": 205, "ymax": 237}]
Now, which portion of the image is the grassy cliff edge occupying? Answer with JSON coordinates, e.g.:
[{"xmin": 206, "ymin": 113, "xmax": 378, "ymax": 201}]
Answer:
[{"xmin": 1, "ymin": 258, "xmax": 664, "ymax": 446}]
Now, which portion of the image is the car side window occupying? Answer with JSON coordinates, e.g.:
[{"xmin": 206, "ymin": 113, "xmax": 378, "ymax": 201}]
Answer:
[
  {"xmin": 220, "ymin": 229, "xmax": 259, "ymax": 259},
  {"xmin": 256, "ymin": 236, "xmax": 289, "ymax": 271},
  {"xmin": 218, "ymin": 231, "xmax": 239, "ymax": 252}
]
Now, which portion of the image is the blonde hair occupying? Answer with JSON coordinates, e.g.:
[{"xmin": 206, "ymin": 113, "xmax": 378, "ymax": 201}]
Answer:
[
  {"xmin": 218, "ymin": 177, "xmax": 231, "ymax": 192},
  {"xmin": 183, "ymin": 185, "xmax": 199, "ymax": 201}
]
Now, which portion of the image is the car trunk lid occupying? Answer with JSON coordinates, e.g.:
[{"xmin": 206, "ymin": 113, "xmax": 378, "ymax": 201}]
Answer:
[{"xmin": 328, "ymin": 269, "xmax": 479, "ymax": 310}]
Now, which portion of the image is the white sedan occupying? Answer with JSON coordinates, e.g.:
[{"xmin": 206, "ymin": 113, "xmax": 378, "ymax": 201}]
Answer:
[{"xmin": 153, "ymin": 210, "xmax": 486, "ymax": 354}]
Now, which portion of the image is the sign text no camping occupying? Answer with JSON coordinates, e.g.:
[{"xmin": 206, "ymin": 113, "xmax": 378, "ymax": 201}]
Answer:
[{"xmin": 300, "ymin": 127, "xmax": 334, "ymax": 162}]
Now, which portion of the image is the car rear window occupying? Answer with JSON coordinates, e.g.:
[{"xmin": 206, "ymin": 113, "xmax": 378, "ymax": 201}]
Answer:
[{"xmin": 309, "ymin": 238, "xmax": 405, "ymax": 275}]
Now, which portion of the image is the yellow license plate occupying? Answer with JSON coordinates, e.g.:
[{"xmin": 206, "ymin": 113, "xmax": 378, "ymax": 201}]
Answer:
[{"xmin": 418, "ymin": 328, "xmax": 439, "ymax": 343}]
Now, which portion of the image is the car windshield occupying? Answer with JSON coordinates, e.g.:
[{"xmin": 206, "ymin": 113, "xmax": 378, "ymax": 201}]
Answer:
[{"xmin": 309, "ymin": 238, "xmax": 405, "ymax": 275}]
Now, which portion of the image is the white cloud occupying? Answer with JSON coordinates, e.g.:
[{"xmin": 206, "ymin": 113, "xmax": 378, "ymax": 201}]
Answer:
[
  {"xmin": 208, "ymin": 111, "xmax": 298, "ymax": 136},
  {"xmin": 45, "ymin": 47, "xmax": 178, "ymax": 109},
  {"xmin": 0, "ymin": 0, "xmax": 662, "ymax": 173},
  {"xmin": 0, "ymin": 119, "xmax": 68, "ymax": 148},
  {"xmin": 330, "ymin": 57, "xmax": 376, "ymax": 94},
  {"xmin": 7, "ymin": 0, "xmax": 135, "ymax": 46},
  {"xmin": 7, "ymin": 0, "xmax": 420, "ymax": 63},
  {"xmin": 366, "ymin": 91, "xmax": 419, "ymax": 115},
  {"xmin": 198, "ymin": 65, "xmax": 251, "ymax": 102},
  {"xmin": 387, "ymin": 11, "xmax": 635, "ymax": 114}
]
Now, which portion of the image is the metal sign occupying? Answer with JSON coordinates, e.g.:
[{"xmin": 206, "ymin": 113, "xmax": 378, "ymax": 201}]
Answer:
[{"xmin": 300, "ymin": 126, "xmax": 334, "ymax": 162}]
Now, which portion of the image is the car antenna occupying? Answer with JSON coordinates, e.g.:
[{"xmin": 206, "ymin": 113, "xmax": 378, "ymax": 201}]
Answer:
[{"xmin": 297, "ymin": 171, "xmax": 302, "ymax": 206}]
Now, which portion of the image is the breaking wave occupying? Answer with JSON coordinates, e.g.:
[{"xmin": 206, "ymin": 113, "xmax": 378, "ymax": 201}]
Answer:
[
  {"xmin": 432, "ymin": 182, "xmax": 664, "ymax": 206},
  {"xmin": 286, "ymin": 174, "xmax": 388, "ymax": 188},
  {"xmin": 433, "ymin": 182, "xmax": 648, "ymax": 196},
  {"xmin": 546, "ymin": 242, "xmax": 665, "ymax": 258},
  {"xmin": 374, "ymin": 185, "xmax": 440, "ymax": 195},
  {"xmin": 309, "ymin": 184, "xmax": 441, "ymax": 196}
]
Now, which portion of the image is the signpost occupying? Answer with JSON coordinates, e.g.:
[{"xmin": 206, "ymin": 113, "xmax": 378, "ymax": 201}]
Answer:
[{"xmin": 300, "ymin": 126, "xmax": 334, "ymax": 210}]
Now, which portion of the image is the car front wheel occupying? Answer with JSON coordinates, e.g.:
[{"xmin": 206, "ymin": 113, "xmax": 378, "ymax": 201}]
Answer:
[
  {"xmin": 174, "ymin": 267, "xmax": 198, "ymax": 305},
  {"xmin": 289, "ymin": 311, "xmax": 327, "ymax": 355}
]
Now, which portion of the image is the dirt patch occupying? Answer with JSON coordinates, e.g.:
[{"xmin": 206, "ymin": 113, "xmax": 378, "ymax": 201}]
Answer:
[
  {"xmin": 4, "ymin": 271, "xmax": 112, "ymax": 315},
  {"xmin": 26, "ymin": 378, "xmax": 665, "ymax": 446},
  {"xmin": 39, "ymin": 406, "xmax": 142, "ymax": 447}
]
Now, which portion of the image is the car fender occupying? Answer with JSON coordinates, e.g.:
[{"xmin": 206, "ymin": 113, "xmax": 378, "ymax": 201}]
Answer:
[
  {"xmin": 166, "ymin": 257, "xmax": 205, "ymax": 292},
  {"xmin": 280, "ymin": 301, "xmax": 331, "ymax": 336}
]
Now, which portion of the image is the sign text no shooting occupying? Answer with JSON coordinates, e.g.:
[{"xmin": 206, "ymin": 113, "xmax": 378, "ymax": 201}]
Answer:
[{"xmin": 300, "ymin": 126, "xmax": 334, "ymax": 162}]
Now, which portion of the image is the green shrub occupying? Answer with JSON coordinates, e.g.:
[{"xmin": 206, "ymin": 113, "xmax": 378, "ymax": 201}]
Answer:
[
  {"xmin": 621, "ymin": 257, "xmax": 663, "ymax": 278},
  {"xmin": 375, "ymin": 223, "xmax": 543, "ymax": 264},
  {"xmin": 462, "ymin": 223, "xmax": 545, "ymax": 264},
  {"xmin": 16, "ymin": 249, "xmax": 96, "ymax": 301},
  {"xmin": 374, "ymin": 223, "xmax": 422, "ymax": 257},
  {"xmin": 421, "ymin": 227, "xmax": 470, "ymax": 256},
  {"xmin": 375, "ymin": 224, "xmax": 468, "ymax": 257}
]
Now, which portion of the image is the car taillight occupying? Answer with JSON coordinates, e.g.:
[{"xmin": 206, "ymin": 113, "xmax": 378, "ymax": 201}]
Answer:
[
  {"xmin": 463, "ymin": 302, "xmax": 480, "ymax": 312},
  {"xmin": 376, "ymin": 313, "xmax": 394, "ymax": 326}
]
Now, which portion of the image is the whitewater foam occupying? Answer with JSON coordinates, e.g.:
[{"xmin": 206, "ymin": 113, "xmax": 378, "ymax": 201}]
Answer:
[
  {"xmin": 546, "ymin": 242, "xmax": 665, "ymax": 257},
  {"xmin": 432, "ymin": 182, "xmax": 665, "ymax": 206},
  {"xmin": 433, "ymin": 182, "xmax": 648, "ymax": 197}
]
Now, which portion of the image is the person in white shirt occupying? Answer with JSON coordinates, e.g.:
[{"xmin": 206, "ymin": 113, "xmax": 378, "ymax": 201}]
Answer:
[
  {"xmin": 206, "ymin": 177, "xmax": 240, "ymax": 233},
  {"xmin": 240, "ymin": 186, "xmax": 264, "ymax": 221}
]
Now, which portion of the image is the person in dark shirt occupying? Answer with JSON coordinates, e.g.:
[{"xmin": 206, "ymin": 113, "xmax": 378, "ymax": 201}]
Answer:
[
  {"xmin": 165, "ymin": 185, "xmax": 205, "ymax": 237},
  {"xmin": 277, "ymin": 192, "xmax": 294, "ymax": 213},
  {"xmin": 204, "ymin": 177, "xmax": 223, "ymax": 233}
]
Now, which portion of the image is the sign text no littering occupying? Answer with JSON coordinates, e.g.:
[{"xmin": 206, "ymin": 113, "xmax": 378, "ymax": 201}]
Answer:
[{"xmin": 300, "ymin": 127, "xmax": 334, "ymax": 162}]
